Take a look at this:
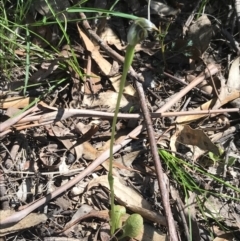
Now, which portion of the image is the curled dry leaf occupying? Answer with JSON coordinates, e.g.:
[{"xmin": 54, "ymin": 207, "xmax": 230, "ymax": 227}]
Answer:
[
  {"xmin": 4, "ymin": 107, "xmax": 21, "ymax": 118},
  {"xmin": 78, "ymin": 123, "xmax": 99, "ymax": 142},
  {"xmin": 70, "ymin": 181, "xmax": 88, "ymax": 197},
  {"xmin": 77, "ymin": 24, "xmax": 112, "ymax": 76},
  {"xmin": 74, "ymin": 122, "xmax": 92, "ymax": 135},
  {"xmin": 82, "ymin": 141, "xmax": 98, "ymax": 161},
  {"xmin": 213, "ymin": 236, "xmax": 233, "ymax": 241},
  {"xmin": 58, "ymin": 157, "xmax": 69, "ymax": 175},
  {"xmin": 185, "ymin": 74, "xmax": 220, "ymax": 95},
  {"xmin": 54, "ymin": 195, "xmax": 71, "ymax": 211},
  {"xmin": 74, "ymin": 120, "xmax": 102, "ymax": 136}
]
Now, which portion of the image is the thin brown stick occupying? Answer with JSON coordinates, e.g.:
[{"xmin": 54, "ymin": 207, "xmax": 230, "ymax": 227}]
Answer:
[
  {"xmin": 135, "ymin": 81, "xmax": 179, "ymax": 240},
  {"xmin": 157, "ymin": 64, "xmax": 219, "ymax": 114},
  {"xmin": 10, "ymin": 106, "xmax": 239, "ymax": 131},
  {"xmin": 0, "ymin": 105, "xmax": 38, "ymax": 132},
  {"xmin": 2, "ymin": 106, "xmax": 236, "ymax": 133},
  {"xmin": 163, "ymin": 71, "xmax": 212, "ymax": 98},
  {"xmin": 1, "ymin": 106, "xmax": 235, "ymax": 133},
  {"xmin": 15, "ymin": 107, "xmax": 239, "ymax": 123}
]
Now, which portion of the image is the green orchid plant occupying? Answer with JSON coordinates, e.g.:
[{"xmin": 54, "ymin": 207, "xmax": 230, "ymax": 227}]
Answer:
[{"xmin": 108, "ymin": 18, "xmax": 158, "ymax": 237}]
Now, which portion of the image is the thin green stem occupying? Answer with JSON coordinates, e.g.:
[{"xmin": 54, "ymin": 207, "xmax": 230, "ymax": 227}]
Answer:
[
  {"xmin": 24, "ymin": 24, "xmax": 30, "ymax": 96},
  {"xmin": 108, "ymin": 17, "xmax": 157, "ymax": 236},
  {"xmin": 45, "ymin": 0, "xmax": 83, "ymax": 79},
  {"xmin": 109, "ymin": 44, "xmax": 135, "ymax": 235},
  {"xmin": 147, "ymin": 0, "xmax": 151, "ymax": 21}
]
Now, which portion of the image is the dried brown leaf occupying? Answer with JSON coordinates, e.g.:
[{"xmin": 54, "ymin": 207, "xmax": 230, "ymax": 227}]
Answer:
[
  {"xmin": 228, "ymin": 56, "xmax": 240, "ymax": 108},
  {"xmin": 228, "ymin": 57, "xmax": 240, "ymax": 90},
  {"xmin": 188, "ymin": 15, "xmax": 212, "ymax": 56},
  {"xmin": 99, "ymin": 27, "xmax": 123, "ymax": 50},
  {"xmin": 103, "ymin": 151, "xmax": 142, "ymax": 177},
  {"xmin": 82, "ymin": 141, "xmax": 98, "ymax": 161},
  {"xmin": 0, "ymin": 210, "xmax": 47, "ymax": 236},
  {"xmin": 88, "ymin": 175, "xmax": 151, "ymax": 208},
  {"xmin": 136, "ymin": 223, "xmax": 166, "ymax": 241},
  {"xmin": 82, "ymin": 91, "xmax": 130, "ymax": 112},
  {"xmin": 0, "ymin": 97, "xmax": 34, "ymax": 109},
  {"xmin": 175, "ymin": 125, "xmax": 219, "ymax": 155}
]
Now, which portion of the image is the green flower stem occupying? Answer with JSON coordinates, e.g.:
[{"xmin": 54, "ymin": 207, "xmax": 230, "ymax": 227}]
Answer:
[
  {"xmin": 108, "ymin": 18, "xmax": 157, "ymax": 236},
  {"xmin": 108, "ymin": 44, "xmax": 135, "ymax": 235}
]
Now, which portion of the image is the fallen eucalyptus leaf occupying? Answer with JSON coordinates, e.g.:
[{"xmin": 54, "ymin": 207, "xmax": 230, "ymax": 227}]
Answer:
[
  {"xmin": 228, "ymin": 57, "xmax": 240, "ymax": 90},
  {"xmin": 175, "ymin": 125, "xmax": 219, "ymax": 155},
  {"xmin": 188, "ymin": 15, "xmax": 212, "ymax": 57},
  {"xmin": 0, "ymin": 210, "xmax": 47, "ymax": 236}
]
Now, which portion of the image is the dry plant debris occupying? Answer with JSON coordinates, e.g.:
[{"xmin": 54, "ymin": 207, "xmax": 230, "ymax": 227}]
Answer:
[{"xmin": 1, "ymin": 0, "xmax": 240, "ymax": 241}]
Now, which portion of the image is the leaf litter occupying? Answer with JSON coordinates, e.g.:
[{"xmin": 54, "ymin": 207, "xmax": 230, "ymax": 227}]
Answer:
[{"xmin": 0, "ymin": 0, "xmax": 240, "ymax": 241}]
